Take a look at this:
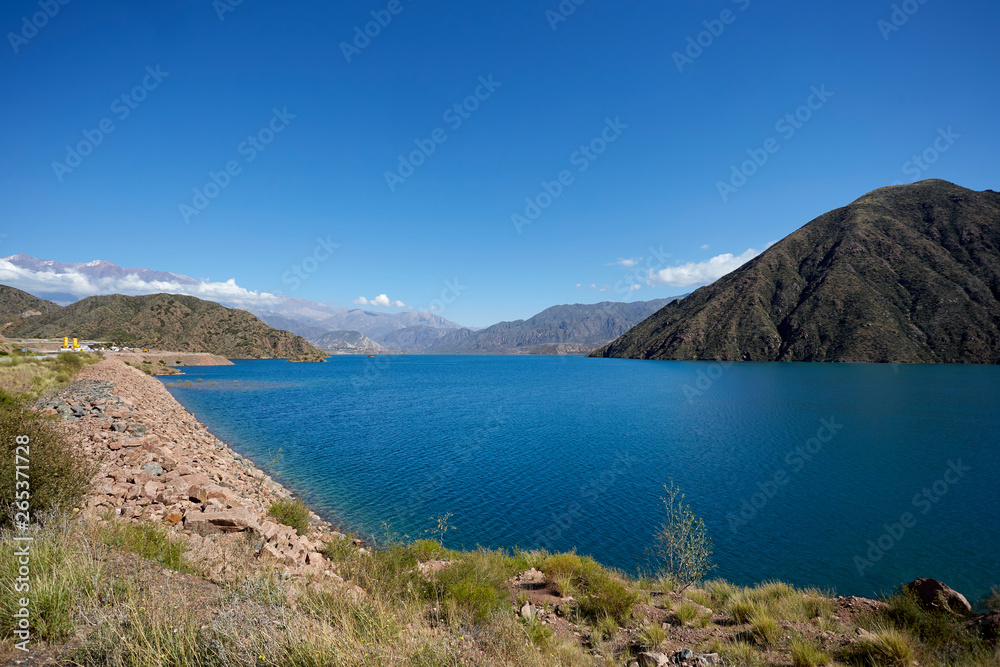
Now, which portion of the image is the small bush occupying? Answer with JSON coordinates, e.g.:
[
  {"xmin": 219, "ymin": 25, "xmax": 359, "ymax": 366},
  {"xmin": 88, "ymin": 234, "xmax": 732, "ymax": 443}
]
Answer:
[
  {"xmin": 268, "ymin": 499, "xmax": 311, "ymax": 536},
  {"xmin": 0, "ymin": 391, "xmax": 95, "ymax": 527},
  {"xmin": 875, "ymin": 588, "xmax": 987, "ymax": 658},
  {"xmin": 93, "ymin": 518, "xmax": 192, "ymax": 572},
  {"xmin": 541, "ymin": 551, "xmax": 638, "ymax": 624},
  {"xmin": 411, "ymin": 538, "xmax": 441, "ymax": 561},
  {"xmin": 727, "ymin": 593, "xmax": 766, "ymax": 624},
  {"xmin": 651, "ymin": 480, "xmax": 715, "ymax": 591},
  {"xmin": 852, "ymin": 626, "xmax": 916, "ymax": 667},
  {"xmin": 718, "ymin": 639, "xmax": 766, "ymax": 667},
  {"xmin": 639, "ymin": 622, "xmax": 666, "ymax": 648},
  {"xmin": 675, "ymin": 602, "xmax": 698, "ymax": 626},
  {"xmin": 0, "ymin": 518, "xmax": 102, "ymax": 642},
  {"xmin": 594, "ymin": 615, "xmax": 618, "ymax": 641},
  {"xmin": 320, "ymin": 535, "xmax": 356, "ymax": 563},
  {"xmin": 791, "ymin": 637, "xmax": 831, "ymax": 666},
  {"xmin": 436, "ymin": 549, "xmax": 519, "ymax": 624},
  {"xmin": 705, "ymin": 579, "xmax": 740, "ymax": 606},
  {"xmin": 749, "ymin": 609, "xmax": 781, "ymax": 645}
]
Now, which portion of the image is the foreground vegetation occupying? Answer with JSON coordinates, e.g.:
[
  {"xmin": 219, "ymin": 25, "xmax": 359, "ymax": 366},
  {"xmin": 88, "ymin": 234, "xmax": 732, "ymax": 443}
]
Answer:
[
  {"xmin": 0, "ymin": 348, "xmax": 100, "ymax": 400},
  {"xmin": 1, "ymin": 511, "xmax": 996, "ymax": 666}
]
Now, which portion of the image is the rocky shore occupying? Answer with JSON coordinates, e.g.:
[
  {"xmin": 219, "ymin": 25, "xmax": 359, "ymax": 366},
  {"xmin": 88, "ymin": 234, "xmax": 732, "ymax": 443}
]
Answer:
[{"xmin": 38, "ymin": 358, "xmax": 353, "ymax": 583}]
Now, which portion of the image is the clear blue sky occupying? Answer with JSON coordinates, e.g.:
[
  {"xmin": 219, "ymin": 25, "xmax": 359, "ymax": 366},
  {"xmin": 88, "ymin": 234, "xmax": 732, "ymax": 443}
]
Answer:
[{"xmin": 2, "ymin": 0, "xmax": 998, "ymax": 327}]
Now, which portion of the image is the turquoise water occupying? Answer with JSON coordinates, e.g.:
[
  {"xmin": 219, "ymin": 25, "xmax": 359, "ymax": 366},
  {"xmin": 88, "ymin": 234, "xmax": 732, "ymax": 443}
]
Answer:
[{"xmin": 160, "ymin": 356, "xmax": 1000, "ymax": 604}]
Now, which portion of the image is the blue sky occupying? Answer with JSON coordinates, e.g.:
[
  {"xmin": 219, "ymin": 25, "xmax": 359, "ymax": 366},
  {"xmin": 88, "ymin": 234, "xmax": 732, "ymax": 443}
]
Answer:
[{"xmin": 1, "ymin": 0, "xmax": 998, "ymax": 327}]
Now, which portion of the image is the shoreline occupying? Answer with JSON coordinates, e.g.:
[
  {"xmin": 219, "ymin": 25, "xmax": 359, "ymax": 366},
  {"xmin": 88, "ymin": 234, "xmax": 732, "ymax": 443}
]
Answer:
[{"xmin": 46, "ymin": 357, "xmax": 360, "ymax": 581}]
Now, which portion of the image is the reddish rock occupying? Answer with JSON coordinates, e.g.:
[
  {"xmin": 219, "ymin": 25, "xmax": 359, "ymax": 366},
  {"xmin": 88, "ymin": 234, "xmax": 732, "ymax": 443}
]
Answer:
[
  {"xmin": 184, "ymin": 507, "xmax": 260, "ymax": 535},
  {"xmin": 905, "ymin": 579, "xmax": 972, "ymax": 615}
]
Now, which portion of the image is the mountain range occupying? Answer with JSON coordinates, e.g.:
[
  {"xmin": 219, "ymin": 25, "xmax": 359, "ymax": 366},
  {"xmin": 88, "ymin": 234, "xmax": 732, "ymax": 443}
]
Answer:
[
  {"xmin": 0, "ymin": 288, "xmax": 326, "ymax": 360},
  {"xmin": 0, "ymin": 253, "xmax": 683, "ymax": 354},
  {"xmin": 592, "ymin": 180, "xmax": 1000, "ymax": 363}
]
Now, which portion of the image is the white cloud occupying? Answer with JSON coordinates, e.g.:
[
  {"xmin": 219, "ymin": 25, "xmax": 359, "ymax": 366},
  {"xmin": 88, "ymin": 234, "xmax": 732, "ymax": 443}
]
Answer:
[
  {"xmin": 0, "ymin": 260, "xmax": 281, "ymax": 310},
  {"xmin": 353, "ymin": 294, "xmax": 407, "ymax": 308},
  {"xmin": 575, "ymin": 283, "xmax": 582, "ymax": 288},
  {"xmin": 701, "ymin": 244, "xmax": 710, "ymax": 250},
  {"xmin": 608, "ymin": 257, "xmax": 641, "ymax": 268},
  {"xmin": 647, "ymin": 248, "xmax": 761, "ymax": 287}
]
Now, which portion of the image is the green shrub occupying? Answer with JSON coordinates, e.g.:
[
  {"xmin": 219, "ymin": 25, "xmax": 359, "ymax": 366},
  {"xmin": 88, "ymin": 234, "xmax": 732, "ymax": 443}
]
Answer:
[
  {"xmin": 705, "ymin": 579, "xmax": 740, "ymax": 606},
  {"xmin": 268, "ymin": 499, "xmax": 311, "ymax": 535},
  {"xmin": 651, "ymin": 480, "xmax": 715, "ymax": 591},
  {"xmin": 593, "ymin": 615, "xmax": 618, "ymax": 641},
  {"xmin": 791, "ymin": 637, "xmax": 831, "ymax": 666},
  {"xmin": 540, "ymin": 551, "xmax": 638, "ymax": 624},
  {"xmin": 727, "ymin": 593, "xmax": 766, "ymax": 624},
  {"xmin": 411, "ymin": 538, "xmax": 441, "ymax": 561},
  {"xmin": 0, "ymin": 518, "xmax": 102, "ymax": 643},
  {"xmin": 639, "ymin": 622, "xmax": 666, "ymax": 648},
  {"xmin": 875, "ymin": 588, "xmax": 986, "ymax": 658},
  {"xmin": 675, "ymin": 602, "xmax": 698, "ymax": 626},
  {"xmin": 0, "ymin": 391, "xmax": 95, "ymax": 527},
  {"xmin": 748, "ymin": 609, "xmax": 781, "ymax": 645},
  {"xmin": 93, "ymin": 518, "xmax": 192, "ymax": 573},
  {"xmin": 851, "ymin": 626, "xmax": 916, "ymax": 667},
  {"xmin": 436, "ymin": 549, "xmax": 520, "ymax": 624}
]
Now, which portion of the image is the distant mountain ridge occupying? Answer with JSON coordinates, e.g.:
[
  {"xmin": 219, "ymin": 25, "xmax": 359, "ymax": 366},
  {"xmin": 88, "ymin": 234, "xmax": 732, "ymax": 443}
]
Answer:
[
  {"xmin": 0, "ymin": 254, "xmax": 688, "ymax": 354},
  {"xmin": 0, "ymin": 253, "xmax": 464, "ymax": 341},
  {"xmin": 386, "ymin": 298, "xmax": 684, "ymax": 354},
  {"xmin": 311, "ymin": 330, "xmax": 384, "ymax": 352},
  {"xmin": 0, "ymin": 287, "xmax": 326, "ymax": 360},
  {"xmin": 591, "ymin": 180, "xmax": 1000, "ymax": 363}
]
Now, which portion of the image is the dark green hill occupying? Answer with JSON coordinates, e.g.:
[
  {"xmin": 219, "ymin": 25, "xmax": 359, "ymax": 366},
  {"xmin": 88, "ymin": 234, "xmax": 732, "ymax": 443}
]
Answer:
[
  {"xmin": 0, "ymin": 289, "xmax": 325, "ymax": 360},
  {"xmin": 591, "ymin": 180, "xmax": 1000, "ymax": 363},
  {"xmin": 0, "ymin": 285, "xmax": 61, "ymax": 326}
]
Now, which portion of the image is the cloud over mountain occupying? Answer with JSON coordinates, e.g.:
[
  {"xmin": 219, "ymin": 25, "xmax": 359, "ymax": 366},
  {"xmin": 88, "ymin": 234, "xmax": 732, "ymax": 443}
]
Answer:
[{"xmin": 0, "ymin": 254, "xmax": 281, "ymax": 310}]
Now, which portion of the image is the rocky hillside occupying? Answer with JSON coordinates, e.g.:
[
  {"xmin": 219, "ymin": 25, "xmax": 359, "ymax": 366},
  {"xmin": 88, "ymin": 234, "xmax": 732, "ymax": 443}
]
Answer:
[
  {"xmin": 310, "ymin": 330, "xmax": 384, "ymax": 352},
  {"xmin": 426, "ymin": 299, "xmax": 682, "ymax": 354},
  {"xmin": 0, "ymin": 289, "xmax": 326, "ymax": 360},
  {"xmin": 591, "ymin": 180, "xmax": 1000, "ymax": 363},
  {"xmin": 0, "ymin": 284, "xmax": 61, "ymax": 325}
]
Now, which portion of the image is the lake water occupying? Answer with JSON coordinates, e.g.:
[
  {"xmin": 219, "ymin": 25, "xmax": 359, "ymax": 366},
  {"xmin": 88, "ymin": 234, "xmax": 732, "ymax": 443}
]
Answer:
[{"xmin": 159, "ymin": 356, "xmax": 1000, "ymax": 604}]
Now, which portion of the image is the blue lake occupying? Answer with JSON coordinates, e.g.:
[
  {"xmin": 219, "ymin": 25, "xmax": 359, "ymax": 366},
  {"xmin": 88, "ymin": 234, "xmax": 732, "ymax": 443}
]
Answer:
[{"xmin": 159, "ymin": 356, "xmax": 1000, "ymax": 604}]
